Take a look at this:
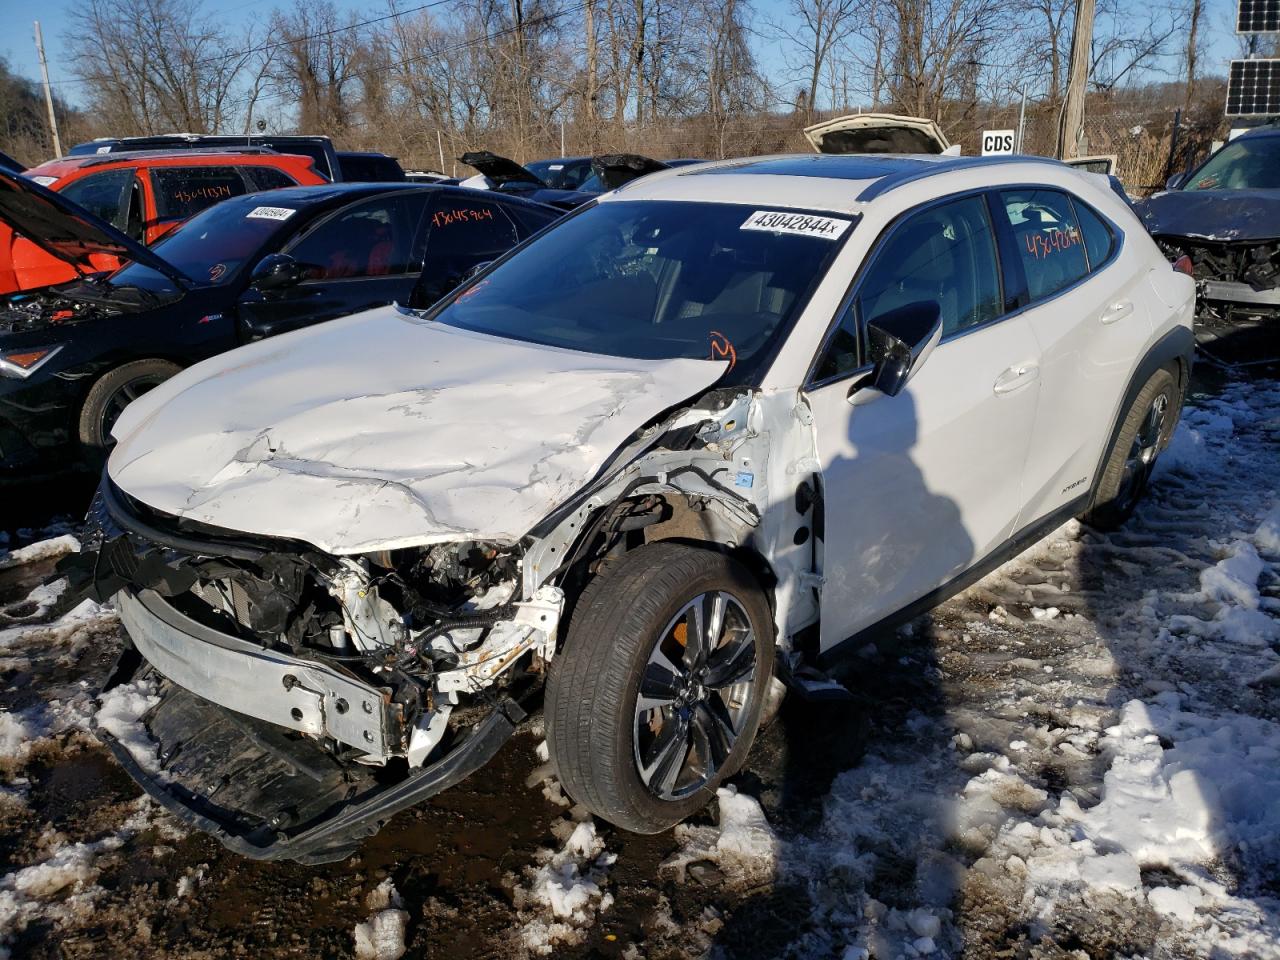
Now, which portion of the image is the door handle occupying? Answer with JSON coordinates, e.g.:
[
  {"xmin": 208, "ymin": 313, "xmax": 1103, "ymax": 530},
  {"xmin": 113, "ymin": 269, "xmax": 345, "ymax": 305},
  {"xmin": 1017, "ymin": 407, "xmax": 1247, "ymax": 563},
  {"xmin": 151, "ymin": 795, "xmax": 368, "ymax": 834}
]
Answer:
[
  {"xmin": 993, "ymin": 363, "xmax": 1039, "ymax": 396},
  {"xmin": 1099, "ymin": 299, "xmax": 1134, "ymax": 324}
]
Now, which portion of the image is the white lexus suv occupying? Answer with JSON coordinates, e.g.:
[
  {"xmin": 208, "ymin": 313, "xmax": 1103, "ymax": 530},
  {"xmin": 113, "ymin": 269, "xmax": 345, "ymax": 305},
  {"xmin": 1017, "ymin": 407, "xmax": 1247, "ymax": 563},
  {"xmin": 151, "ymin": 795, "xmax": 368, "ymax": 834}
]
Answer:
[{"xmin": 77, "ymin": 154, "xmax": 1195, "ymax": 862}]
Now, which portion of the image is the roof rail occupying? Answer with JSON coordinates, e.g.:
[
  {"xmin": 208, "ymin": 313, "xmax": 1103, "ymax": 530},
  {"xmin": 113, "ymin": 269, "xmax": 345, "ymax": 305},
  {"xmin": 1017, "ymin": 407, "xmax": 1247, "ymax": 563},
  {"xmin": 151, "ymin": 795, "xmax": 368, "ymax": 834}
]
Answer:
[{"xmin": 856, "ymin": 154, "xmax": 1071, "ymax": 201}]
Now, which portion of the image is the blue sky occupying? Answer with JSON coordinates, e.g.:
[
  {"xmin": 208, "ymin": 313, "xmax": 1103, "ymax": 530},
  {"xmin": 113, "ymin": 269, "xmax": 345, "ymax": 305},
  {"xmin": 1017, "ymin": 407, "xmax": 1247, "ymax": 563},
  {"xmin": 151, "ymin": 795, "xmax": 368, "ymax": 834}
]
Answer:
[{"xmin": 0, "ymin": 0, "xmax": 1248, "ymax": 113}]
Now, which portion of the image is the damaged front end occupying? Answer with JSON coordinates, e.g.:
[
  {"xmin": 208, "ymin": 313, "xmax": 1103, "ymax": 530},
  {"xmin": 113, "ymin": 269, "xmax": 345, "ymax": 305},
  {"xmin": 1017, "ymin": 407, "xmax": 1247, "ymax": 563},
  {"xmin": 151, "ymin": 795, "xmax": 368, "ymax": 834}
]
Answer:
[
  {"xmin": 73, "ymin": 481, "xmax": 563, "ymax": 863},
  {"xmin": 1156, "ymin": 235, "xmax": 1280, "ymax": 322}
]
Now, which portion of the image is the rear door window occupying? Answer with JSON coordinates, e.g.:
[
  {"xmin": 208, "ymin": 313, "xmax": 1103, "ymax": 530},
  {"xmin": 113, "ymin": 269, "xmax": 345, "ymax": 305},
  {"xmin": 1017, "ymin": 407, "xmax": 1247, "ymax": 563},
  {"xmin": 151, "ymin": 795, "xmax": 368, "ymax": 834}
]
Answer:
[
  {"xmin": 285, "ymin": 192, "xmax": 431, "ymax": 279},
  {"xmin": 422, "ymin": 193, "xmax": 521, "ymax": 277},
  {"xmin": 998, "ymin": 189, "xmax": 1089, "ymax": 301},
  {"xmin": 151, "ymin": 166, "xmax": 251, "ymax": 222},
  {"xmin": 59, "ymin": 168, "xmax": 136, "ymax": 231}
]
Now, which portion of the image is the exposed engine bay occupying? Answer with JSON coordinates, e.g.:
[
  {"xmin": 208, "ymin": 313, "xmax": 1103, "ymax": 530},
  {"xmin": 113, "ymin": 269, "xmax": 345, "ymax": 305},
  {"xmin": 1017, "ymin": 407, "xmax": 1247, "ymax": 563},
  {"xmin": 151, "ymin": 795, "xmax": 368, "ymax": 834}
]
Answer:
[
  {"xmin": 0, "ymin": 283, "xmax": 138, "ymax": 332},
  {"xmin": 1155, "ymin": 236, "xmax": 1280, "ymax": 321},
  {"xmin": 71, "ymin": 385, "xmax": 815, "ymax": 861}
]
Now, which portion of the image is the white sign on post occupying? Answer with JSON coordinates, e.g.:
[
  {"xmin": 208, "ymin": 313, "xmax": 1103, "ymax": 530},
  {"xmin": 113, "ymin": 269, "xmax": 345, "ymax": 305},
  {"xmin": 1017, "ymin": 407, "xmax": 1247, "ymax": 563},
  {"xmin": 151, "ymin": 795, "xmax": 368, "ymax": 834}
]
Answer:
[{"xmin": 981, "ymin": 129, "xmax": 1016, "ymax": 156}]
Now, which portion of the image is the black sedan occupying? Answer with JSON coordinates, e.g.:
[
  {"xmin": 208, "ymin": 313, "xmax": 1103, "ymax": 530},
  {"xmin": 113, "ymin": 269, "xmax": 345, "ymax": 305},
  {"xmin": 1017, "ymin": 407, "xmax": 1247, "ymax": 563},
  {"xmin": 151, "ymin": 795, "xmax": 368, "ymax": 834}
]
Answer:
[{"xmin": 0, "ymin": 172, "xmax": 559, "ymax": 477}]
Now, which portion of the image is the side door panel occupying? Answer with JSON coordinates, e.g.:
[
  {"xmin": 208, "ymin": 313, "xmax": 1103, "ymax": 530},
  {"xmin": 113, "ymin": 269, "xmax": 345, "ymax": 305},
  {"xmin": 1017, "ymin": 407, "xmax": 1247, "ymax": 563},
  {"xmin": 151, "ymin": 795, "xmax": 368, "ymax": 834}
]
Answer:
[
  {"xmin": 805, "ymin": 193, "xmax": 1042, "ymax": 649},
  {"xmin": 237, "ymin": 192, "xmax": 430, "ymax": 341},
  {"xmin": 808, "ymin": 320, "xmax": 1040, "ymax": 647}
]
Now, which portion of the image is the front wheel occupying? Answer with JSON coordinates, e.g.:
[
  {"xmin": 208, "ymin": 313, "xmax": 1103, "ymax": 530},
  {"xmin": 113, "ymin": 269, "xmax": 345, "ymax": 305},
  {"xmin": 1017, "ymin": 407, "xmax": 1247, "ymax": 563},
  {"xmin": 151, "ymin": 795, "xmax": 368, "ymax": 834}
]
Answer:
[
  {"xmin": 78, "ymin": 359, "xmax": 181, "ymax": 462},
  {"xmin": 546, "ymin": 542, "xmax": 775, "ymax": 833},
  {"xmin": 1080, "ymin": 367, "xmax": 1181, "ymax": 530}
]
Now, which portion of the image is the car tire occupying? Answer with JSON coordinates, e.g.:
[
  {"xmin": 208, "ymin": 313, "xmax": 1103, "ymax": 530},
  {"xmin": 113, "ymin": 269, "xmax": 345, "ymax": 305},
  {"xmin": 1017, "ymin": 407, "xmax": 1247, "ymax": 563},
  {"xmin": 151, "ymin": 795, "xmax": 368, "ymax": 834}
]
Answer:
[
  {"xmin": 78, "ymin": 359, "xmax": 181, "ymax": 461},
  {"xmin": 546, "ymin": 542, "xmax": 775, "ymax": 833},
  {"xmin": 1080, "ymin": 367, "xmax": 1180, "ymax": 531}
]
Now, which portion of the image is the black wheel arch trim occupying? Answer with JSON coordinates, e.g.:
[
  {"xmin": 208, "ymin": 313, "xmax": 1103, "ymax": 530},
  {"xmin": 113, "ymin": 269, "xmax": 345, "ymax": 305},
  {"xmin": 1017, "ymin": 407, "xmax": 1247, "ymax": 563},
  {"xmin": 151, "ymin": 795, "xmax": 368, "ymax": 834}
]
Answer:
[{"xmin": 1085, "ymin": 324, "xmax": 1193, "ymax": 513}]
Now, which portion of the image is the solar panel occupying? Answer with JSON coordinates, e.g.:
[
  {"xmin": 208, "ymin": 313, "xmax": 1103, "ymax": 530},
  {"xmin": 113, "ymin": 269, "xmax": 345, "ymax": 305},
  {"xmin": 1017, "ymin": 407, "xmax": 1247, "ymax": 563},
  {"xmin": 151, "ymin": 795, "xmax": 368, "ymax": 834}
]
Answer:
[
  {"xmin": 1237, "ymin": 0, "xmax": 1280, "ymax": 33},
  {"xmin": 1226, "ymin": 59, "xmax": 1280, "ymax": 115}
]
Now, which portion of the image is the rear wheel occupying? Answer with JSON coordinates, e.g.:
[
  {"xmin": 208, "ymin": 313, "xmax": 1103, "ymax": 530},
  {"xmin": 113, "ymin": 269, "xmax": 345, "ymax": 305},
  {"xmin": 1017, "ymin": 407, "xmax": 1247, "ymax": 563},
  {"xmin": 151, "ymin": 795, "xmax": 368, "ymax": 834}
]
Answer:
[
  {"xmin": 78, "ymin": 359, "xmax": 180, "ymax": 462},
  {"xmin": 1080, "ymin": 367, "xmax": 1180, "ymax": 530},
  {"xmin": 546, "ymin": 542, "xmax": 774, "ymax": 833}
]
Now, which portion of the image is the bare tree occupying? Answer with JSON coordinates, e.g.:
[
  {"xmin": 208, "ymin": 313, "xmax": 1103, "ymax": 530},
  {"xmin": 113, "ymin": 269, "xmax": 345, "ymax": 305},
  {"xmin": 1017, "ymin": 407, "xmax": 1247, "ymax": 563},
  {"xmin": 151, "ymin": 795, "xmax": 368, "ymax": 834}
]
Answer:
[
  {"xmin": 68, "ymin": 0, "xmax": 257, "ymax": 134},
  {"xmin": 771, "ymin": 0, "xmax": 866, "ymax": 122}
]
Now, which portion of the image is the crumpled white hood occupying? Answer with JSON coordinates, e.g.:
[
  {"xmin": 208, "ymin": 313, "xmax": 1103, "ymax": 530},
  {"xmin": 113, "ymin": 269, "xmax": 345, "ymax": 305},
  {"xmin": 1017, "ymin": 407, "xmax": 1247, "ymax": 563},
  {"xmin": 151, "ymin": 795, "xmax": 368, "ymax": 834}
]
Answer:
[{"xmin": 108, "ymin": 305, "xmax": 725, "ymax": 554}]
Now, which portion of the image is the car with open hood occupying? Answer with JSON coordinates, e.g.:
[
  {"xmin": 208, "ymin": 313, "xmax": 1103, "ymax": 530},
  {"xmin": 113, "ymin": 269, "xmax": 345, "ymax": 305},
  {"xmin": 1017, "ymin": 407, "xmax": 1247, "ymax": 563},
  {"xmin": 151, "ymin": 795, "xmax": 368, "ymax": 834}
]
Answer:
[
  {"xmin": 75, "ymin": 152, "xmax": 1193, "ymax": 863},
  {"xmin": 459, "ymin": 151, "xmax": 680, "ymax": 208},
  {"xmin": 0, "ymin": 171, "xmax": 558, "ymax": 476},
  {"xmin": 1134, "ymin": 125, "xmax": 1280, "ymax": 324},
  {"xmin": 804, "ymin": 113, "xmax": 956, "ymax": 155},
  {"xmin": 3, "ymin": 149, "xmax": 326, "ymax": 294}
]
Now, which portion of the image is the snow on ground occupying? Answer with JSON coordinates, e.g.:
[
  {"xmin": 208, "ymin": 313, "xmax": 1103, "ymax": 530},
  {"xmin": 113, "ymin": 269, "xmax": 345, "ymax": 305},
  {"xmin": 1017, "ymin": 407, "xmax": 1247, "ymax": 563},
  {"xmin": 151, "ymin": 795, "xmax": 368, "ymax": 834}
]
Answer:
[
  {"xmin": 514, "ymin": 814, "xmax": 617, "ymax": 955},
  {"xmin": 670, "ymin": 378, "xmax": 1280, "ymax": 958},
  {"xmin": 353, "ymin": 878, "xmax": 410, "ymax": 960},
  {"xmin": 0, "ymin": 534, "xmax": 80, "ymax": 572}
]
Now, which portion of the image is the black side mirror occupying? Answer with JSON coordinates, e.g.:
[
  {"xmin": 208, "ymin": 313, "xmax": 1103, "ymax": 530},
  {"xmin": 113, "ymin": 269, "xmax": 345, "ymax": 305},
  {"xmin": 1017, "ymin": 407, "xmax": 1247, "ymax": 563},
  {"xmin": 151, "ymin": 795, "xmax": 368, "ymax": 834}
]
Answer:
[
  {"xmin": 1165, "ymin": 171, "xmax": 1187, "ymax": 191},
  {"xmin": 858, "ymin": 301, "xmax": 943, "ymax": 399},
  {"xmin": 249, "ymin": 253, "xmax": 306, "ymax": 292}
]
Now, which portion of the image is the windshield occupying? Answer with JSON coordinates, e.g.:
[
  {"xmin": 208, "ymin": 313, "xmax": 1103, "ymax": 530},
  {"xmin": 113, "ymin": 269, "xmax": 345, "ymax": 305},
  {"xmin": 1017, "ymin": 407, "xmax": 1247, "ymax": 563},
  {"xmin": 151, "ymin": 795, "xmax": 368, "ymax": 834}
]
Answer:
[
  {"xmin": 112, "ymin": 196, "xmax": 302, "ymax": 289},
  {"xmin": 1184, "ymin": 137, "xmax": 1280, "ymax": 191},
  {"xmin": 430, "ymin": 200, "xmax": 854, "ymax": 382},
  {"xmin": 526, "ymin": 158, "xmax": 591, "ymax": 191}
]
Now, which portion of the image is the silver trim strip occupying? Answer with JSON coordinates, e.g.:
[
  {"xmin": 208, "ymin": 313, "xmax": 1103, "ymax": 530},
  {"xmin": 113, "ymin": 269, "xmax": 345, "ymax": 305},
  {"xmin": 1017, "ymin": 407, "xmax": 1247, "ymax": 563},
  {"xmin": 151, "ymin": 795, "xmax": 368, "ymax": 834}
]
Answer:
[
  {"xmin": 116, "ymin": 588, "xmax": 393, "ymax": 757},
  {"xmin": 1202, "ymin": 280, "xmax": 1280, "ymax": 305}
]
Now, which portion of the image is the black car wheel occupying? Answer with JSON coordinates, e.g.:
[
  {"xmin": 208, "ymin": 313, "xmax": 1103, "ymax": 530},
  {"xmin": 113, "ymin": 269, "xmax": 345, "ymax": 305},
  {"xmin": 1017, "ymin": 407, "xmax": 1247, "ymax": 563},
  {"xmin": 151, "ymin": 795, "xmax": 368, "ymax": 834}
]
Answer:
[
  {"xmin": 1081, "ymin": 367, "xmax": 1180, "ymax": 530},
  {"xmin": 546, "ymin": 542, "xmax": 774, "ymax": 833},
  {"xmin": 78, "ymin": 359, "xmax": 181, "ymax": 460}
]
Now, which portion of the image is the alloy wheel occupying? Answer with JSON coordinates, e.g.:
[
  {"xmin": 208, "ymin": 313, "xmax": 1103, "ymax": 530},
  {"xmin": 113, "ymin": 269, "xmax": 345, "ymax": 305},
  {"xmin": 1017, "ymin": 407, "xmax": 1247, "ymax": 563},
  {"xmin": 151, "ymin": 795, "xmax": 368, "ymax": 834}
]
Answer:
[{"xmin": 633, "ymin": 591, "xmax": 759, "ymax": 800}]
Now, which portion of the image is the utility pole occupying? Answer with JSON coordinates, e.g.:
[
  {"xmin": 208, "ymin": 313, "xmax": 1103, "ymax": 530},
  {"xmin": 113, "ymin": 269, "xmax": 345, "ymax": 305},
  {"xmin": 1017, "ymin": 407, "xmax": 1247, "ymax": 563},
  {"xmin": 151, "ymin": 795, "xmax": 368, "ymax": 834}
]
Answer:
[
  {"xmin": 1015, "ymin": 83, "xmax": 1028, "ymax": 153},
  {"xmin": 33, "ymin": 21, "xmax": 62, "ymax": 157},
  {"xmin": 1058, "ymin": 0, "xmax": 1095, "ymax": 159}
]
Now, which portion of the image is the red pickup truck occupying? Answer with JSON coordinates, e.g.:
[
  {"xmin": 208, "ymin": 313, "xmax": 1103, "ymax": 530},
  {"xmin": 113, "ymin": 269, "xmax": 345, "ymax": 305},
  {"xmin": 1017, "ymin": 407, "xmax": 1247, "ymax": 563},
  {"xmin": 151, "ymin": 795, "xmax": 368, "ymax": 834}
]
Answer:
[{"xmin": 2, "ymin": 150, "xmax": 324, "ymax": 293}]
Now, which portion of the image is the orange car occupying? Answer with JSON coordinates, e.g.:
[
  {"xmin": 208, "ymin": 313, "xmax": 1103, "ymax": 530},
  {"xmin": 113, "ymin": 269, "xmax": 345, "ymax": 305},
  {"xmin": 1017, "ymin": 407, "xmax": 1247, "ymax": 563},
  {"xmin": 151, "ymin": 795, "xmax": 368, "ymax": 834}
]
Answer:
[{"xmin": 2, "ymin": 149, "xmax": 325, "ymax": 293}]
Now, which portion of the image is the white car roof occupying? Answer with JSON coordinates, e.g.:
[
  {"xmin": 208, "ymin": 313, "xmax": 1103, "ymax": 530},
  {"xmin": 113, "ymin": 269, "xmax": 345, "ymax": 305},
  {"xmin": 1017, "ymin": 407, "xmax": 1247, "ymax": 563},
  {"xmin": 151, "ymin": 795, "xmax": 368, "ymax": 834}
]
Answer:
[{"xmin": 604, "ymin": 153, "xmax": 1094, "ymax": 215}]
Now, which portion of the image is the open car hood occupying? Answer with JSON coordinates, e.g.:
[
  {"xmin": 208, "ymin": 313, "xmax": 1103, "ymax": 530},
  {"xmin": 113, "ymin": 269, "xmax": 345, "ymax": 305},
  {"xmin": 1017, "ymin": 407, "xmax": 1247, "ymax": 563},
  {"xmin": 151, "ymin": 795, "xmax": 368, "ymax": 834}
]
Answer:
[
  {"xmin": 458, "ymin": 151, "xmax": 546, "ymax": 187},
  {"xmin": 107, "ymin": 305, "xmax": 726, "ymax": 555},
  {"xmin": 1135, "ymin": 189, "xmax": 1280, "ymax": 243},
  {"xmin": 0, "ymin": 168, "xmax": 187, "ymax": 284},
  {"xmin": 589, "ymin": 154, "xmax": 671, "ymax": 190},
  {"xmin": 803, "ymin": 113, "xmax": 950, "ymax": 155}
]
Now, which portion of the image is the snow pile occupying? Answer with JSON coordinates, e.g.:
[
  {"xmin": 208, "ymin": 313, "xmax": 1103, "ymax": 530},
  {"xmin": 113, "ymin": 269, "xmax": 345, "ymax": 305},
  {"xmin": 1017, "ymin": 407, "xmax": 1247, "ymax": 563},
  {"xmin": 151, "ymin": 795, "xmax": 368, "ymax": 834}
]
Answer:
[
  {"xmin": 0, "ymin": 707, "xmax": 51, "ymax": 769},
  {"xmin": 1, "ymin": 578, "xmax": 67, "ymax": 624},
  {"xmin": 0, "ymin": 534, "xmax": 80, "ymax": 571},
  {"xmin": 663, "ymin": 786, "xmax": 779, "ymax": 888},
  {"xmin": 353, "ymin": 878, "xmax": 409, "ymax": 960},
  {"xmin": 514, "ymin": 817, "xmax": 615, "ymax": 954},
  {"xmin": 0, "ymin": 598, "xmax": 117, "ymax": 653},
  {"xmin": 94, "ymin": 679, "xmax": 164, "ymax": 775}
]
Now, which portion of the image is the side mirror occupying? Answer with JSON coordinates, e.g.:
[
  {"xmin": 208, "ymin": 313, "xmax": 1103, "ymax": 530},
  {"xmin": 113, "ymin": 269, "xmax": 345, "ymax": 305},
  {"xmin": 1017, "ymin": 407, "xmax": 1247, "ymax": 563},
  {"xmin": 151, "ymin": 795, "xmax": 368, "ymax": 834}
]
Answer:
[
  {"xmin": 1165, "ymin": 171, "xmax": 1187, "ymax": 191},
  {"xmin": 858, "ymin": 301, "xmax": 943, "ymax": 399},
  {"xmin": 249, "ymin": 253, "xmax": 306, "ymax": 292}
]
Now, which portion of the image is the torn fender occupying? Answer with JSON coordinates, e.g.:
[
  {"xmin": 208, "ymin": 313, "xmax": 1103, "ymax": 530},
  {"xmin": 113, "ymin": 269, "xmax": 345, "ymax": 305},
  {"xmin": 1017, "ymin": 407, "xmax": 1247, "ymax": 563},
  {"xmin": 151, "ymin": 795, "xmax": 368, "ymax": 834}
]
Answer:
[{"xmin": 107, "ymin": 305, "xmax": 726, "ymax": 554}]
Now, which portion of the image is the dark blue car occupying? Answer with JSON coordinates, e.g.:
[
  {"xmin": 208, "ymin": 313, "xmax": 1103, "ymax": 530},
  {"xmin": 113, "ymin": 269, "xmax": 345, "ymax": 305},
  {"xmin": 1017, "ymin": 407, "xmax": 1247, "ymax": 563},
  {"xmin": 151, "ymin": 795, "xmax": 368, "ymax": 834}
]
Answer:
[{"xmin": 1135, "ymin": 125, "xmax": 1280, "ymax": 323}]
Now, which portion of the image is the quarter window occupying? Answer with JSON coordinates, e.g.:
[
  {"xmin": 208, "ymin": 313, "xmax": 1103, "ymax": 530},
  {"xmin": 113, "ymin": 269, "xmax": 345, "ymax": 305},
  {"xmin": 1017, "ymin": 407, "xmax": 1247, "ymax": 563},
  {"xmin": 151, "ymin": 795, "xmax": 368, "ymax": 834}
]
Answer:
[
  {"xmin": 999, "ymin": 189, "xmax": 1089, "ymax": 301},
  {"xmin": 1072, "ymin": 199, "xmax": 1115, "ymax": 271},
  {"xmin": 287, "ymin": 193, "xmax": 430, "ymax": 279},
  {"xmin": 151, "ymin": 167, "xmax": 251, "ymax": 221},
  {"xmin": 244, "ymin": 166, "xmax": 298, "ymax": 192}
]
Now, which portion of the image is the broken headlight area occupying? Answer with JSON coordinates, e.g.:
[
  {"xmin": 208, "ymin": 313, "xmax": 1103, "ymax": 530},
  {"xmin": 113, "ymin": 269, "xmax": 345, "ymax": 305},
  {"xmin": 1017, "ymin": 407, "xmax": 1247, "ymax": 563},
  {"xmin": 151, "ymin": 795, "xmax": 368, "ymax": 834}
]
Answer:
[
  {"xmin": 72, "ymin": 482, "xmax": 560, "ymax": 861},
  {"xmin": 1156, "ymin": 237, "xmax": 1280, "ymax": 318}
]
